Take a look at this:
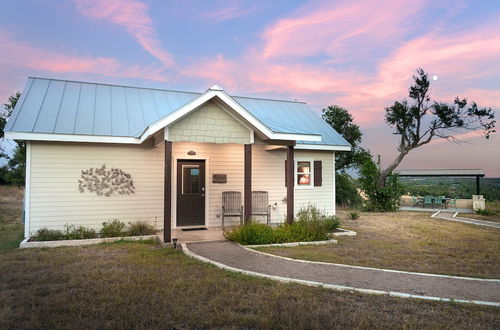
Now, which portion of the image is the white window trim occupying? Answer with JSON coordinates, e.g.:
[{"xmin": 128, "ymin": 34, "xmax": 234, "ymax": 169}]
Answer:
[{"xmin": 295, "ymin": 158, "xmax": 314, "ymax": 190}]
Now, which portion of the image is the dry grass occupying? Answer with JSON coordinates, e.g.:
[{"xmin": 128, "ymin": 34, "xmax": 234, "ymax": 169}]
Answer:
[
  {"xmin": 463, "ymin": 201, "xmax": 500, "ymax": 223},
  {"xmin": 259, "ymin": 211, "xmax": 500, "ymax": 278},
  {"xmin": 0, "ymin": 186, "xmax": 24, "ymax": 250},
  {"xmin": 1, "ymin": 187, "xmax": 499, "ymax": 328},
  {"xmin": 1, "ymin": 241, "xmax": 499, "ymax": 329}
]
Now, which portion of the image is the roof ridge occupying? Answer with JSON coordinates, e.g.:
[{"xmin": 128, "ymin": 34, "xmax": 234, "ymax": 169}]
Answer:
[
  {"xmin": 28, "ymin": 76, "xmax": 306, "ymax": 104},
  {"xmin": 28, "ymin": 76, "xmax": 202, "ymax": 95}
]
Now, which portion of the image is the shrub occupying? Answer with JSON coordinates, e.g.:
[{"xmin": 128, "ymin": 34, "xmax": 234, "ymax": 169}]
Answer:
[
  {"xmin": 127, "ymin": 221, "xmax": 157, "ymax": 236},
  {"xmin": 31, "ymin": 228, "xmax": 65, "ymax": 241},
  {"xmin": 64, "ymin": 224, "xmax": 98, "ymax": 240},
  {"xmin": 225, "ymin": 205, "xmax": 340, "ymax": 245},
  {"xmin": 100, "ymin": 219, "xmax": 126, "ymax": 238},
  {"xmin": 325, "ymin": 215, "xmax": 342, "ymax": 230},
  {"xmin": 224, "ymin": 222, "xmax": 274, "ymax": 245},
  {"xmin": 336, "ymin": 172, "xmax": 363, "ymax": 207},
  {"xmin": 358, "ymin": 159, "xmax": 403, "ymax": 212},
  {"xmin": 348, "ymin": 211, "xmax": 360, "ymax": 220},
  {"xmin": 476, "ymin": 209, "xmax": 495, "ymax": 216}
]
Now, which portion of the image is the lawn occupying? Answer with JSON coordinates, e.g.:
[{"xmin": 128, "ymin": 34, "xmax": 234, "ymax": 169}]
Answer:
[
  {"xmin": 258, "ymin": 210, "xmax": 500, "ymax": 279},
  {"xmin": 0, "ymin": 187, "xmax": 499, "ymax": 329},
  {"xmin": 462, "ymin": 200, "xmax": 500, "ymax": 223},
  {"xmin": 0, "ymin": 186, "xmax": 24, "ymax": 250}
]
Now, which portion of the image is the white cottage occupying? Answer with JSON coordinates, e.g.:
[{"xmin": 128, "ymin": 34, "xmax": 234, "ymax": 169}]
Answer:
[{"xmin": 4, "ymin": 77, "xmax": 351, "ymax": 242}]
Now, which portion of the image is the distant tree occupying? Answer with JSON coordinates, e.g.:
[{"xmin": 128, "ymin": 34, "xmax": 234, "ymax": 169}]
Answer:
[
  {"xmin": 379, "ymin": 68, "xmax": 496, "ymax": 187},
  {"xmin": 0, "ymin": 92, "xmax": 20, "ymax": 159},
  {"xmin": 1, "ymin": 92, "xmax": 25, "ymax": 185},
  {"xmin": 322, "ymin": 105, "xmax": 371, "ymax": 172},
  {"xmin": 359, "ymin": 159, "xmax": 403, "ymax": 211}
]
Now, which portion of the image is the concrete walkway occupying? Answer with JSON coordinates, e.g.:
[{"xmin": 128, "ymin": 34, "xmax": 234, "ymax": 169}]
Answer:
[
  {"xmin": 185, "ymin": 241, "xmax": 500, "ymax": 306},
  {"xmin": 433, "ymin": 211, "xmax": 500, "ymax": 229}
]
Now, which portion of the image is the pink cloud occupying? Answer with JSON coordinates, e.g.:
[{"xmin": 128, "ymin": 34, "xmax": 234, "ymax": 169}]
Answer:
[
  {"xmin": 0, "ymin": 32, "xmax": 167, "ymax": 82},
  {"xmin": 261, "ymin": 0, "xmax": 427, "ymax": 60},
  {"xmin": 74, "ymin": 0, "xmax": 174, "ymax": 67},
  {"xmin": 201, "ymin": 0, "xmax": 264, "ymax": 23}
]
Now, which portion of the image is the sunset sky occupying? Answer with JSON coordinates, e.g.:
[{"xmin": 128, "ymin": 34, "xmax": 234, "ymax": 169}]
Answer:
[{"xmin": 1, "ymin": 0, "xmax": 499, "ymax": 176}]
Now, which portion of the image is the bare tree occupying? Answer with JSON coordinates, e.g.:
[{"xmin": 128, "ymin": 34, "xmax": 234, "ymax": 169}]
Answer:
[{"xmin": 379, "ymin": 68, "xmax": 495, "ymax": 187}]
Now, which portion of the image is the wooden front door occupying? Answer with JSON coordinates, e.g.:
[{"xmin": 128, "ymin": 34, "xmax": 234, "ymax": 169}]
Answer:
[{"xmin": 177, "ymin": 160, "xmax": 205, "ymax": 226}]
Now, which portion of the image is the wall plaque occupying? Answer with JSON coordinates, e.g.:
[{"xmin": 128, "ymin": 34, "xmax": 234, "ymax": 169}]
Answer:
[{"xmin": 213, "ymin": 174, "xmax": 227, "ymax": 183}]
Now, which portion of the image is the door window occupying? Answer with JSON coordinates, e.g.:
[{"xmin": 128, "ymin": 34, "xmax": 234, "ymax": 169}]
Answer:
[{"xmin": 182, "ymin": 165, "xmax": 200, "ymax": 194}]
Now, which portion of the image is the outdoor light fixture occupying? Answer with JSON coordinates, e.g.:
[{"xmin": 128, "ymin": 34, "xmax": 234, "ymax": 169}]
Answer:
[{"xmin": 173, "ymin": 238, "xmax": 178, "ymax": 249}]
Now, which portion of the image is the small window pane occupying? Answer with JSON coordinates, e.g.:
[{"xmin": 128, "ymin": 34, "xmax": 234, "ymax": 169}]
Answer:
[
  {"xmin": 297, "ymin": 174, "xmax": 310, "ymax": 185},
  {"xmin": 297, "ymin": 162, "xmax": 310, "ymax": 173},
  {"xmin": 183, "ymin": 166, "xmax": 200, "ymax": 194}
]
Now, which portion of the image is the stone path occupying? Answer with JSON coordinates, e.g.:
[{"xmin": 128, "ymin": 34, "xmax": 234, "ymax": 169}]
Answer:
[
  {"xmin": 433, "ymin": 211, "xmax": 500, "ymax": 229},
  {"xmin": 184, "ymin": 241, "xmax": 500, "ymax": 306}
]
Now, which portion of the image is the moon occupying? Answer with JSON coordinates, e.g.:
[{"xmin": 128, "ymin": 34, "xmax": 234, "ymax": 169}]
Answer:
[{"xmin": 432, "ymin": 75, "xmax": 438, "ymax": 81}]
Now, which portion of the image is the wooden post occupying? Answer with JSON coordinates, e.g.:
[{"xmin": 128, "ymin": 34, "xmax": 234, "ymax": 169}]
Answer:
[
  {"xmin": 286, "ymin": 145, "xmax": 294, "ymax": 224},
  {"xmin": 244, "ymin": 144, "xmax": 252, "ymax": 223},
  {"xmin": 164, "ymin": 141, "xmax": 172, "ymax": 243},
  {"xmin": 476, "ymin": 176, "xmax": 480, "ymax": 195}
]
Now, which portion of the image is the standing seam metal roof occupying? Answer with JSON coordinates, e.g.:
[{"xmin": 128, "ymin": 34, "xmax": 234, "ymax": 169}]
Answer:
[{"xmin": 5, "ymin": 77, "xmax": 351, "ymax": 147}]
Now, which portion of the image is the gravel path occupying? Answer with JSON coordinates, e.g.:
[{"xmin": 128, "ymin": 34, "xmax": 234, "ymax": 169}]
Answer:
[
  {"xmin": 186, "ymin": 241, "xmax": 500, "ymax": 305},
  {"xmin": 434, "ymin": 212, "xmax": 500, "ymax": 229}
]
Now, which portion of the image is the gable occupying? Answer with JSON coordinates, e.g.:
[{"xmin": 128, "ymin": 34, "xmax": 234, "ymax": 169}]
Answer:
[{"xmin": 167, "ymin": 101, "xmax": 251, "ymax": 144}]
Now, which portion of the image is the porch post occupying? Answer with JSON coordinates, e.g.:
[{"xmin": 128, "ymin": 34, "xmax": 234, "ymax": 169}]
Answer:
[
  {"xmin": 244, "ymin": 144, "xmax": 252, "ymax": 223},
  {"xmin": 164, "ymin": 141, "xmax": 172, "ymax": 243},
  {"xmin": 286, "ymin": 145, "xmax": 294, "ymax": 224},
  {"xmin": 476, "ymin": 176, "xmax": 480, "ymax": 195}
]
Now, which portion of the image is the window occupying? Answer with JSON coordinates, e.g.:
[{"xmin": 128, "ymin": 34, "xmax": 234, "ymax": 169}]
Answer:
[
  {"xmin": 296, "ymin": 161, "xmax": 313, "ymax": 187},
  {"xmin": 182, "ymin": 165, "xmax": 200, "ymax": 194}
]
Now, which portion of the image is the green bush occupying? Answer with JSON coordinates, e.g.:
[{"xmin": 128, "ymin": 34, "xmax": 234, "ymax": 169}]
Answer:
[
  {"xmin": 64, "ymin": 224, "xmax": 97, "ymax": 240},
  {"xmin": 225, "ymin": 205, "xmax": 341, "ymax": 245},
  {"xmin": 100, "ymin": 219, "xmax": 126, "ymax": 238},
  {"xmin": 359, "ymin": 159, "xmax": 403, "ymax": 212},
  {"xmin": 476, "ymin": 209, "xmax": 495, "ymax": 216},
  {"xmin": 336, "ymin": 173, "xmax": 363, "ymax": 207},
  {"xmin": 127, "ymin": 221, "xmax": 157, "ymax": 236},
  {"xmin": 348, "ymin": 211, "xmax": 360, "ymax": 220},
  {"xmin": 31, "ymin": 228, "xmax": 65, "ymax": 241},
  {"xmin": 325, "ymin": 215, "xmax": 342, "ymax": 230}
]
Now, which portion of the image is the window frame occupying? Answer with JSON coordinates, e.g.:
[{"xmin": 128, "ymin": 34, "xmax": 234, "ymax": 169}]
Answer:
[{"xmin": 294, "ymin": 159, "xmax": 314, "ymax": 189}]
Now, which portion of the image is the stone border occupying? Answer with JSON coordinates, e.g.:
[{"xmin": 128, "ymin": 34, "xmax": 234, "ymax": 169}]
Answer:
[
  {"xmin": 19, "ymin": 235, "xmax": 160, "ymax": 249},
  {"xmin": 331, "ymin": 228, "xmax": 357, "ymax": 236},
  {"xmin": 182, "ymin": 243, "xmax": 500, "ymax": 307},
  {"xmin": 246, "ymin": 239, "xmax": 337, "ymax": 248}
]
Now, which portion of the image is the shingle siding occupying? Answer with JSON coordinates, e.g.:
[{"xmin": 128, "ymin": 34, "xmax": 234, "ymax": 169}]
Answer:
[{"xmin": 168, "ymin": 101, "xmax": 251, "ymax": 144}]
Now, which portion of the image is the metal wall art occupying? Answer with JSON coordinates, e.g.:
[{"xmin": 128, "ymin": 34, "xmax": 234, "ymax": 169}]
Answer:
[{"xmin": 78, "ymin": 165, "xmax": 135, "ymax": 196}]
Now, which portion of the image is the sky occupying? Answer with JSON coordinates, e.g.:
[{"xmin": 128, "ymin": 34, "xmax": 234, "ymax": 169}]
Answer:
[{"xmin": 0, "ymin": 0, "xmax": 499, "ymax": 176}]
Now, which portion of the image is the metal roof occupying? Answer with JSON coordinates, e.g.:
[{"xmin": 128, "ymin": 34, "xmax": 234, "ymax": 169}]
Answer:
[
  {"xmin": 394, "ymin": 169, "xmax": 485, "ymax": 177},
  {"xmin": 5, "ymin": 77, "xmax": 350, "ymax": 147}
]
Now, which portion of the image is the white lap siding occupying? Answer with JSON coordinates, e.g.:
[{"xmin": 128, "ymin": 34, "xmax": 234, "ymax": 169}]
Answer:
[
  {"xmin": 28, "ymin": 141, "xmax": 164, "ymax": 235},
  {"xmin": 294, "ymin": 150, "xmax": 335, "ymax": 216}
]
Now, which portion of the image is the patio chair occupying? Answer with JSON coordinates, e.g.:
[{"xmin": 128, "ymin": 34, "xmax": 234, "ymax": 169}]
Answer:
[
  {"xmin": 423, "ymin": 195, "xmax": 434, "ymax": 208},
  {"xmin": 252, "ymin": 191, "xmax": 271, "ymax": 224},
  {"xmin": 222, "ymin": 191, "xmax": 243, "ymax": 229},
  {"xmin": 434, "ymin": 195, "xmax": 446, "ymax": 209}
]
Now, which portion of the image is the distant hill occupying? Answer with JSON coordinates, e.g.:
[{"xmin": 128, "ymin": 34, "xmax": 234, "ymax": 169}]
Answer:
[{"xmin": 400, "ymin": 177, "xmax": 500, "ymax": 200}]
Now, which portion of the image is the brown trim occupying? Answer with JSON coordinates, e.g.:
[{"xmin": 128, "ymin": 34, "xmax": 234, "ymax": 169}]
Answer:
[
  {"xmin": 164, "ymin": 141, "xmax": 172, "ymax": 243},
  {"xmin": 314, "ymin": 161, "xmax": 322, "ymax": 186},
  {"xmin": 286, "ymin": 145, "xmax": 294, "ymax": 224},
  {"xmin": 244, "ymin": 144, "xmax": 252, "ymax": 223}
]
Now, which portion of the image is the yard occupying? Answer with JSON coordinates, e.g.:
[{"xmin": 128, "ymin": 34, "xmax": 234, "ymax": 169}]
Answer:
[
  {"xmin": 259, "ymin": 210, "xmax": 500, "ymax": 278},
  {"xmin": 0, "ymin": 186, "xmax": 499, "ymax": 329},
  {"xmin": 462, "ymin": 200, "xmax": 500, "ymax": 223}
]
